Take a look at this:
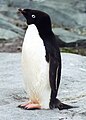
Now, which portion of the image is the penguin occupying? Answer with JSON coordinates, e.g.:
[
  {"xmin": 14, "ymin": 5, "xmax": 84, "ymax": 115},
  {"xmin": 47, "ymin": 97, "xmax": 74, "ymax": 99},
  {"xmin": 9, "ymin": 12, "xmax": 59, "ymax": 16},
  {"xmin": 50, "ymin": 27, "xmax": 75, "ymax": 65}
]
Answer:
[{"xmin": 18, "ymin": 8, "xmax": 73, "ymax": 110}]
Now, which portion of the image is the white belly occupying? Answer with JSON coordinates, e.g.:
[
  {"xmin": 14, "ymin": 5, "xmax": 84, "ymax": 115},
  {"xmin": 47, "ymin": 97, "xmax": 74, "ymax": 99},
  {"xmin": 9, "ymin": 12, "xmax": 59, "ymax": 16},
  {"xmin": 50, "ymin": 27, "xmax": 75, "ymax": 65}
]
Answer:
[{"xmin": 21, "ymin": 24, "xmax": 51, "ymax": 108}]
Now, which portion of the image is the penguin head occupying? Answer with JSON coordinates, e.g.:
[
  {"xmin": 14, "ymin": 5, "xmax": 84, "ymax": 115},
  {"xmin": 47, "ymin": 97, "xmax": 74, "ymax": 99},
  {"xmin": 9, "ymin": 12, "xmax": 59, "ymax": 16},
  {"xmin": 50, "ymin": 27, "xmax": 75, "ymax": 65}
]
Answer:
[{"xmin": 18, "ymin": 8, "xmax": 52, "ymax": 33}]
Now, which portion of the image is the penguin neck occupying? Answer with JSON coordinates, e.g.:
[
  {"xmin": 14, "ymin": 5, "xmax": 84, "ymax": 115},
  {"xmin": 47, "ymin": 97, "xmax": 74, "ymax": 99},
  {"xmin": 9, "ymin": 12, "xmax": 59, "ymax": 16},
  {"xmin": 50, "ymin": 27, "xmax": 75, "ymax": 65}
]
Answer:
[
  {"xmin": 27, "ymin": 24, "xmax": 39, "ymax": 35},
  {"xmin": 36, "ymin": 22, "xmax": 53, "ymax": 38},
  {"xmin": 24, "ymin": 24, "xmax": 39, "ymax": 45}
]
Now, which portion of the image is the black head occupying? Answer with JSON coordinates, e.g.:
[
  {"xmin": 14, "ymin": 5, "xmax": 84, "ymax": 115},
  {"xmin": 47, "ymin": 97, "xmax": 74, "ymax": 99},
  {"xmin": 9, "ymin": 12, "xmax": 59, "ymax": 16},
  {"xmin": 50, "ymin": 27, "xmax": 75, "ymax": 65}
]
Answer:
[{"xmin": 18, "ymin": 8, "xmax": 52, "ymax": 35}]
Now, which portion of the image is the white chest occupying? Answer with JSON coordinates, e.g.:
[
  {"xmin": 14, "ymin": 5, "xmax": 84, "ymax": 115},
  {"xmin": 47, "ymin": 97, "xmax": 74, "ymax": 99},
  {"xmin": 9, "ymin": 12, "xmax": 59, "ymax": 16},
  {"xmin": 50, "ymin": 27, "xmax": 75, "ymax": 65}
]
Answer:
[
  {"xmin": 22, "ymin": 24, "xmax": 49, "ymax": 87},
  {"xmin": 21, "ymin": 24, "xmax": 50, "ymax": 108}
]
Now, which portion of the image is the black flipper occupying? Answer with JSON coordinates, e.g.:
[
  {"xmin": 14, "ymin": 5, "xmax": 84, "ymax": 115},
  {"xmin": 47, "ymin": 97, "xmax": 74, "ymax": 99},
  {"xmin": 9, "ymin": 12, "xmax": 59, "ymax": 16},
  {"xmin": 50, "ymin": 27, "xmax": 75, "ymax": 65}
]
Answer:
[
  {"xmin": 48, "ymin": 44, "xmax": 62, "ymax": 106},
  {"xmin": 49, "ymin": 55, "xmax": 60, "ymax": 101}
]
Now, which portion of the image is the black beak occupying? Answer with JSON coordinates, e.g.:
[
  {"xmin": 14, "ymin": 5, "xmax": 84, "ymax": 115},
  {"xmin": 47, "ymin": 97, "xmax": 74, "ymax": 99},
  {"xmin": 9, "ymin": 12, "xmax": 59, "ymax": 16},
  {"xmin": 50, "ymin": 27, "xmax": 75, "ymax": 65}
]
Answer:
[{"xmin": 18, "ymin": 8, "xmax": 25, "ymax": 14}]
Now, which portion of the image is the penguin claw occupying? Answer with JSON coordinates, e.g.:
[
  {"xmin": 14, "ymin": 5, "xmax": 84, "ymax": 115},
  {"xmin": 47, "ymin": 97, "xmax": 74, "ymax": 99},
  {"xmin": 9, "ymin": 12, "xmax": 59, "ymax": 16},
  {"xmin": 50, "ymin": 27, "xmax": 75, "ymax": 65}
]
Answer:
[
  {"xmin": 24, "ymin": 107, "xmax": 40, "ymax": 110},
  {"xmin": 18, "ymin": 103, "xmax": 30, "ymax": 109},
  {"xmin": 18, "ymin": 104, "xmax": 25, "ymax": 109}
]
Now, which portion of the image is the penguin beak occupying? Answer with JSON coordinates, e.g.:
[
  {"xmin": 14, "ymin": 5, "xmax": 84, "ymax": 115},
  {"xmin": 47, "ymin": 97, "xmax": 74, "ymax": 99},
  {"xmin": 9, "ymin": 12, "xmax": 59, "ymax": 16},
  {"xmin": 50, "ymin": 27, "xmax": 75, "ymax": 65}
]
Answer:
[{"xmin": 18, "ymin": 8, "xmax": 26, "ymax": 14}]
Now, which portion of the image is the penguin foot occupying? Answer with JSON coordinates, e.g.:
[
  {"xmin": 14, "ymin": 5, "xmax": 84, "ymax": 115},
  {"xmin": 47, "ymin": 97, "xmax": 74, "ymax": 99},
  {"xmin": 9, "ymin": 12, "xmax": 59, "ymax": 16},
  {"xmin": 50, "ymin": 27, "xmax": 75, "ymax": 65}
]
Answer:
[
  {"xmin": 55, "ymin": 99, "xmax": 74, "ymax": 110},
  {"xmin": 49, "ymin": 98, "xmax": 75, "ymax": 110},
  {"xmin": 18, "ymin": 102, "xmax": 41, "ymax": 110}
]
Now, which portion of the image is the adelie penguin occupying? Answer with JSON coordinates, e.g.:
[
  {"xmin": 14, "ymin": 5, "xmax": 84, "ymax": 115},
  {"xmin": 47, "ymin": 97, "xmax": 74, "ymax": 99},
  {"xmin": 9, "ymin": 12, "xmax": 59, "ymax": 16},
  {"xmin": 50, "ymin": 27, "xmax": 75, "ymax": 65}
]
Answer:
[{"xmin": 18, "ymin": 8, "xmax": 74, "ymax": 110}]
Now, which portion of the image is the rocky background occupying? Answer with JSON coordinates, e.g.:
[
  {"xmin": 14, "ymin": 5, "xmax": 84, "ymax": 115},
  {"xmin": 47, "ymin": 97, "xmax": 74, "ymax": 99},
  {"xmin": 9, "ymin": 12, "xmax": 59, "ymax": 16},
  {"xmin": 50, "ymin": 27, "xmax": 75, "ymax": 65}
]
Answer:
[{"xmin": 0, "ymin": 0, "xmax": 86, "ymax": 54}]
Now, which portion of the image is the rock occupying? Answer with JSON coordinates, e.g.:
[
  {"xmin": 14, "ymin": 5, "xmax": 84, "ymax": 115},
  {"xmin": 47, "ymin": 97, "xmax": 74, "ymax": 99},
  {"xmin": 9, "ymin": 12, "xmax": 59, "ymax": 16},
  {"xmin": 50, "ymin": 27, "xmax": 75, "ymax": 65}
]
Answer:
[
  {"xmin": 0, "ymin": 0, "xmax": 86, "ymax": 49},
  {"xmin": 0, "ymin": 13, "xmax": 24, "ymax": 43},
  {"xmin": 0, "ymin": 28, "xmax": 21, "ymax": 40},
  {"xmin": 0, "ymin": 39, "xmax": 22, "ymax": 52},
  {"xmin": 0, "ymin": 4, "xmax": 24, "ymax": 42},
  {"xmin": 75, "ymin": 39, "xmax": 86, "ymax": 48},
  {"xmin": 53, "ymin": 28, "xmax": 86, "ymax": 43},
  {"xmin": 0, "ymin": 18, "xmax": 24, "ymax": 37},
  {"xmin": 53, "ymin": 28, "xmax": 86, "ymax": 48}
]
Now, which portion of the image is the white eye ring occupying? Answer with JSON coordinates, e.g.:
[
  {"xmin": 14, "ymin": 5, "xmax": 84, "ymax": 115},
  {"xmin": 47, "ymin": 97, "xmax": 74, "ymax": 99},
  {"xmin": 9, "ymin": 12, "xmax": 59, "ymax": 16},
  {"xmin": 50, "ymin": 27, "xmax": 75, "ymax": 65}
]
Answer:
[{"xmin": 32, "ymin": 14, "xmax": 36, "ymax": 18}]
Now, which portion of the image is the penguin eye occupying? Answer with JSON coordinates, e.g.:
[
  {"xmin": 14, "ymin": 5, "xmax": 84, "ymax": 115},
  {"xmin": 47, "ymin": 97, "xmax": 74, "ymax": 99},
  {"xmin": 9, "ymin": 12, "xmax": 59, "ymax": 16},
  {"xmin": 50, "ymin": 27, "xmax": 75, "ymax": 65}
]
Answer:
[{"xmin": 32, "ymin": 14, "xmax": 36, "ymax": 18}]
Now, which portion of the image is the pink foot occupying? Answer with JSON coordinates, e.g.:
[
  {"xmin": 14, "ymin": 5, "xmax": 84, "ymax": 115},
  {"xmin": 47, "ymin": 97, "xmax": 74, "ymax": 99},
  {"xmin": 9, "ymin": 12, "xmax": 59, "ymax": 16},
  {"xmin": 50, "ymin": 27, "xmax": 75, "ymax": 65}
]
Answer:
[{"xmin": 18, "ymin": 102, "xmax": 41, "ymax": 110}]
